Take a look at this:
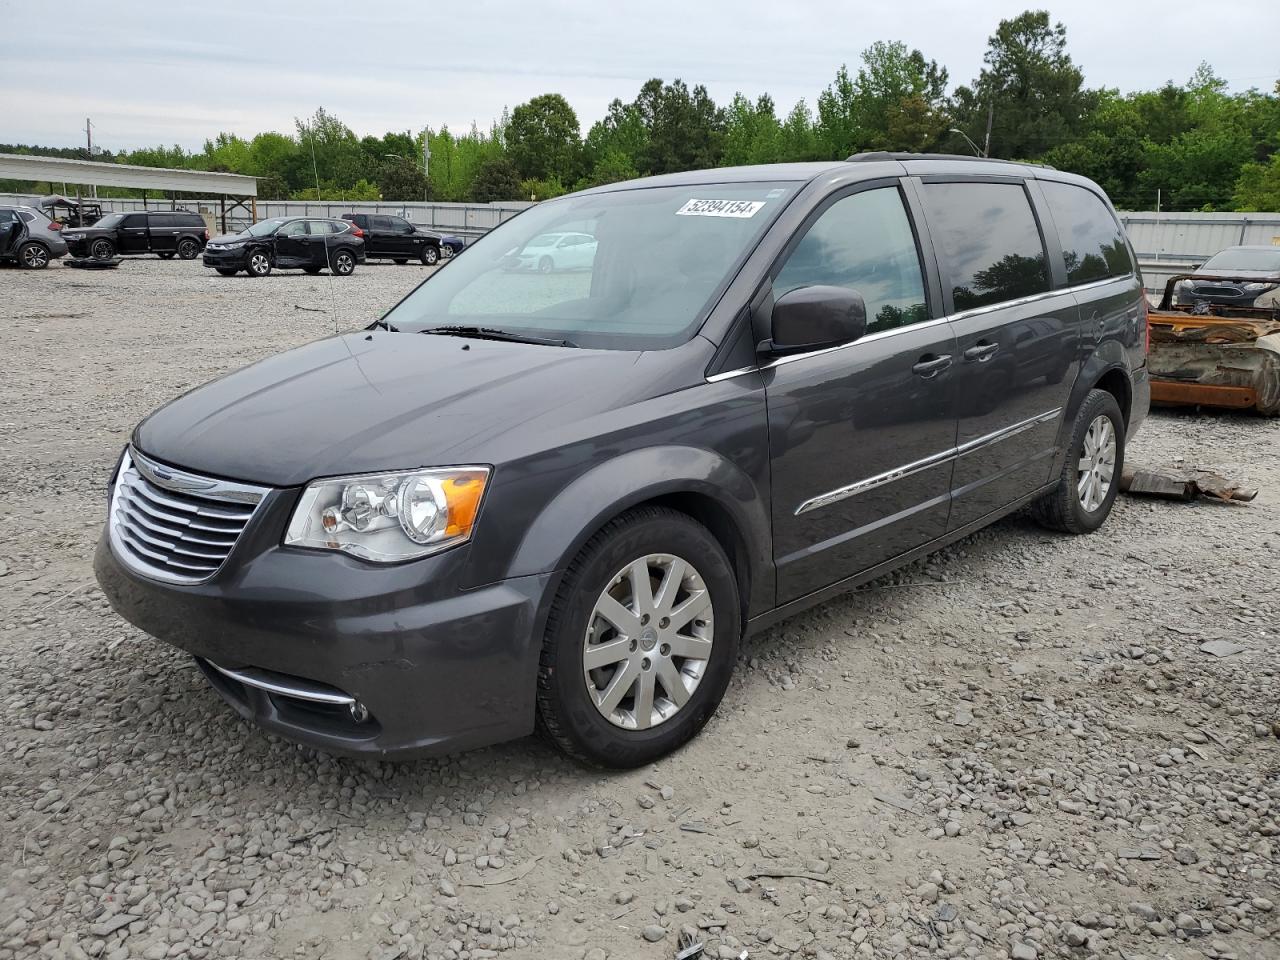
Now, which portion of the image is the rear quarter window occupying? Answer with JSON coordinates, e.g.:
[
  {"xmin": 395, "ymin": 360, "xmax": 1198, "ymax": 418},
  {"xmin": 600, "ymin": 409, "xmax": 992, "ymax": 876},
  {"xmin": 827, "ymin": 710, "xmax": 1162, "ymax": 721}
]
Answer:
[
  {"xmin": 1040, "ymin": 181, "xmax": 1133, "ymax": 285},
  {"xmin": 921, "ymin": 181, "xmax": 1050, "ymax": 312}
]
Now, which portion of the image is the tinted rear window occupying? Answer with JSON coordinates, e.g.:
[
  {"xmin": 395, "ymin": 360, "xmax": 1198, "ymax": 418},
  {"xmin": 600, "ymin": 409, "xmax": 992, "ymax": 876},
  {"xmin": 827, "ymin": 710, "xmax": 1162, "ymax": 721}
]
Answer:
[
  {"xmin": 1040, "ymin": 181, "xmax": 1132, "ymax": 285},
  {"xmin": 149, "ymin": 214, "xmax": 175, "ymax": 227},
  {"xmin": 922, "ymin": 181, "xmax": 1049, "ymax": 311}
]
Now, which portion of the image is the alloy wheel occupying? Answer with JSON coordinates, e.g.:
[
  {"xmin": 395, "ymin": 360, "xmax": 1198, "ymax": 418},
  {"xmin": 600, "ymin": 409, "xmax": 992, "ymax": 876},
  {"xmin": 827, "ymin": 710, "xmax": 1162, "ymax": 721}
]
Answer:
[
  {"xmin": 582, "ymin": 554, "xmax": 714, "ymax": 731},
  {"xmin": 249, "ymin": 252, "xmax": 270, "ymax": 275},
  {"xmin": 91, "ymin": 239, "xmax": 112, "ymax": 260},
  {"xmin": 1077, "ymin": 414, "xmax": 1116, "ymax": 512},
  {"xmin": 21, "ymin": 244, "xmax": 48, "ymax": 268},
  {"xmin": 335, "ymin": 252, "xmax": 354, "ymax": 274}
]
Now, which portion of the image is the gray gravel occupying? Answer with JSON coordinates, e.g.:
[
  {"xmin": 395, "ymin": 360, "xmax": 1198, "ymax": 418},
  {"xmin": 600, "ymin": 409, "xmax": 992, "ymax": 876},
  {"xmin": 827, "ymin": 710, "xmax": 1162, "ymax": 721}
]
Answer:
[{"xmin": 1, "ymin": 258, "xmax": 1278, "ymax": 960}]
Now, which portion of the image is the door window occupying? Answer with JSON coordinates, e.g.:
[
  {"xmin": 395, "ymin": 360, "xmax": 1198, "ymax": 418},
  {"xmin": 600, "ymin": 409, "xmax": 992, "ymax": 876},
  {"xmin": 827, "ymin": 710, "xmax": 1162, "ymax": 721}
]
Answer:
[
  {"xmin": 921, "ymin": 182, "xmax": 1049, "ymax": 312},
  {"xmin": 121, "ymin": 214, "xmax": 146, "ymax": 228},
  {"xmin": 371, "ymin": 215, "xmax": 396, "ymax": 231},
  {"xmin": 388, "ymin": 216, "xmax": 412, "ymax": 232},
  {"xmin": 306, "ymin": 220, "xmax": 335, "ymax": 235},
  {"xmin": 773, "ymin": 186, "xmax": 928, "ymax": 334},
  {"xmin": 1039, "ymin": 181, "xmax": 1133, "ymax": 285},
  {"xmin": 279, "ymin": 220, "xmax": 308, "ymax": 237}
]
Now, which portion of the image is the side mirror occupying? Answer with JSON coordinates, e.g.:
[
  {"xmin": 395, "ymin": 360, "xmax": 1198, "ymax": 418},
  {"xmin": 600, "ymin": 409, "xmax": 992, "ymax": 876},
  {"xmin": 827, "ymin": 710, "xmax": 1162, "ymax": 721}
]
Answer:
[{"xmin": 761, "ymin": 285, "xmax": 867, "ymax": 355}]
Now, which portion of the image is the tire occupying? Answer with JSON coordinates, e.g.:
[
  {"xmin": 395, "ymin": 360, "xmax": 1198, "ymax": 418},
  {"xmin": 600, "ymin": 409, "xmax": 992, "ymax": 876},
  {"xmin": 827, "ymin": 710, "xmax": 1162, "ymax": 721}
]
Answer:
[
  {"xmin": 158, "ymin": 252, "xmax": 175, "ymax": 260},
  {"xmin": 536, "ymin": 506, "xmax": 741, "ymax": 768},
  {"xmin": 90, "ymin": 238, "xmax": 115, "ymax": 260},
  {"xmin": 177, "ymin": 238, "xmax": 200, "ymax": 260},
  {"xmin": 538, "ymin": 255, "xmax": 554, "ymax": 274},
  {"xmin": 215, "ymin": 268, "xmax": 238, "ymax": 277},
  {"xmin": 393, "ymin": 258, "xmax": 409, "ymax": 265},
  {"xmin": 330, "ymin": 248, "xmax": 356, "ymax": 276},
  {"xmin": 421, "ymin": 245, "xmax": 440, "ymax": 266},
  {"xmin": 18, "ymin": 242, "xmax": 50, "ymax": 269},
  {"xmin": 246, "ymin": 249, "xmax": 272, "ymax": 277},
  {"xmin": 1032, "ymin": 388, "xmax": 1125, "ymax": 535}
]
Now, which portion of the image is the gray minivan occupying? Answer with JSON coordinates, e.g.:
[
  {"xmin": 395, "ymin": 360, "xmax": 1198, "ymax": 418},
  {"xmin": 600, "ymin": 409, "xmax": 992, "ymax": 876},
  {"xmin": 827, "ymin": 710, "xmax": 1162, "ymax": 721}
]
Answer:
[{"xmin": 95, "ymin": 154, "xmax": 1150, "ymax": 767}]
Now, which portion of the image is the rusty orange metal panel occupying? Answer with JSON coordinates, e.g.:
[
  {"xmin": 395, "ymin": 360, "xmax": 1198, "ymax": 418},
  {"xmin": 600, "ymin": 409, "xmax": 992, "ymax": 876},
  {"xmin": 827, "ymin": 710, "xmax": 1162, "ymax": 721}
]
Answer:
[{"xmin": 1150, "ymin": 380, "xmax": 1259, "ymax": 409}]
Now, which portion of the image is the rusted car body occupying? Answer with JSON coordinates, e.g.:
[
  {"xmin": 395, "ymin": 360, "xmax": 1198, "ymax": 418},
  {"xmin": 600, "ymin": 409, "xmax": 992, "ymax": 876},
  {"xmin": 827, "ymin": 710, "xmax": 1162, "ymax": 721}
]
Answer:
[{"xmin": 1147, "ymin": 273, "xmax": 1280, "ymax": 415}]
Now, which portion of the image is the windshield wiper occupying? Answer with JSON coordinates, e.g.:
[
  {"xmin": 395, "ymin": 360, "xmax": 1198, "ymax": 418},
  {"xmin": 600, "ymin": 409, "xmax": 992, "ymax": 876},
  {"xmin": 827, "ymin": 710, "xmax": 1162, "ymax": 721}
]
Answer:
[
  {"xmin": 420, "ymin": 325, "xmax": 577, "ymax": 348},
  {"xmin": 367, "ymin": 318, "xmax": 399, "ymax": 332}
]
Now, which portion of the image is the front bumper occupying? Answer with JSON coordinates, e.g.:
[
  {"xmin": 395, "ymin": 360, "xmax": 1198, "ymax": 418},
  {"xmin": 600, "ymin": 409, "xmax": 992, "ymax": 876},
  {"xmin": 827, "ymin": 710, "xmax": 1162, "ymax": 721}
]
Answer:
[
  {"xmin": 203, "ymin": 247, "xmax": 249, "ymax": 269},
  {"xmin": 94, "ymin": 501, "xmax": 554, "ymax": 758}
]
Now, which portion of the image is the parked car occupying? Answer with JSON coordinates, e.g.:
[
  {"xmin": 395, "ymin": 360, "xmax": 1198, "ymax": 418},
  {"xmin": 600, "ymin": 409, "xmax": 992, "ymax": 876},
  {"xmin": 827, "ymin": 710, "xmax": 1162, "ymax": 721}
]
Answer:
[
  {"xmin": 203, "ymin": 216, "xmax": 366, "ymax": 277},
  {"xmin": 439, "ymin": 234, "xmax": 465, "ymax": 257},
  {"xmin": 340, "ymin": 213, "xmax": 444, "ymax": 265},
  {"xmin": 95, "ymin": 154, "xmax": 1149, "ymax": 767},
  {"xmin": 1175, "ymin": 246, "xmax": 1280, "ymax": 308},
  {"xmin": 61, "ymin": 210, "xmax": 208, "ymax": 261},
  {"xmin": 0, "ymin": 204, "xmax": 68, "ymax": 268},
  {"xmin": 504, "ymin": 230, "xmax": 598, "ymax": 272}
]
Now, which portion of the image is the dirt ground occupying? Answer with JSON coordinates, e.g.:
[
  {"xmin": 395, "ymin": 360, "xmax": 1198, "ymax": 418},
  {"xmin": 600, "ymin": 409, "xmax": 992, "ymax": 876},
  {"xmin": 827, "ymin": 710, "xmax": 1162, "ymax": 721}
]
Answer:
[{"xmin": 1, "ymin": 258, "xmax": 1277, "ymax": 960}]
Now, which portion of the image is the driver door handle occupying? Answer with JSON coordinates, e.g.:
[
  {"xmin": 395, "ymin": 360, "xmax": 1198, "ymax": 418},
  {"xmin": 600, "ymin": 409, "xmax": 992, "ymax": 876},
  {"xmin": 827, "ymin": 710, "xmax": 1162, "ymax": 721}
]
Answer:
[{"xmin": 912, "ymin": 354, "xmax": 953, "ymax": 379}]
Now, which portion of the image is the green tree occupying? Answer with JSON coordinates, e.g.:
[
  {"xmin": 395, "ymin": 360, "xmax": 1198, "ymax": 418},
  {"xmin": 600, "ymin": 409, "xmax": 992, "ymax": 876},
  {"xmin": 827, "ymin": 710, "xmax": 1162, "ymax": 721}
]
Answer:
[
  {"xmin": 633, "ymin": 79, "xmax": 724, "ymax": 174},
  {"xmin": 949, "ymin": 10, "xmax": 1096, "ymax": 160},
  {"xmin": 853, "ymin": 41, "xmax": 948, "ymax": 151},
  {"xmin": 1234, "ymin": 154, "xmax": 1280, "ymax": 210},
  {"xmin": 507, "ymin": 93, "xmax": 581, "ymax": 181},
  {"xmin": 469, "ymin": 157, "xmax": 523, "ymax": 202},
  {"xmin": 778, "ymin": 101, "xmax": 819, "ymax": 161},
  {"xmin": 722, "ymin": 94, "xmax": 783, "ymax": 166},
  {"xmin": 380, "ymin": 157, "xmax": 430, "ymax": 201},
  {"xmin": 816, "ymin": 65, "xmax": 860, "ymax": 158}
]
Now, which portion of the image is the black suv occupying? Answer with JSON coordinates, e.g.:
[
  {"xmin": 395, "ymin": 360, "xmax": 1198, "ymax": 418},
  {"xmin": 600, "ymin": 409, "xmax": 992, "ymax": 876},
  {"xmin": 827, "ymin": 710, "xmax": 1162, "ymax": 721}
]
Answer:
[
  {"xmin": 97, "ymin": 154, "xmax": 1149, "ymax": 767},
  {"xmin": 202, "ymin": 216, "xmax": 366, "ymax": 277},
  {"xmin": 61, "ymin": 211, "xmax": 208, "ymax": 260},
  {"xmin": 340, "ymin": 213, "xmax": 445, "ymax": 265}
]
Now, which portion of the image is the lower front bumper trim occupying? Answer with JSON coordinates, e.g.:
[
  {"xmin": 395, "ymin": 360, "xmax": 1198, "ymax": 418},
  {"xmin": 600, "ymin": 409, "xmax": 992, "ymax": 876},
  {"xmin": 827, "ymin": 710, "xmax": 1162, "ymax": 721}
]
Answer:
[{"xmin": 203, "ymin": 659, "xmax": 356, "ymax": 707}]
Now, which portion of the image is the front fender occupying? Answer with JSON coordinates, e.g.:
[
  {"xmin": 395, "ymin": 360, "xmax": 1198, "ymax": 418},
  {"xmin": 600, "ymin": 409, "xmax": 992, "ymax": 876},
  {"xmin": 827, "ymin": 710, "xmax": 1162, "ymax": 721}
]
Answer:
[{"xmin": 505, "ymin": 445, "xmax": 774, "ymax": 615}]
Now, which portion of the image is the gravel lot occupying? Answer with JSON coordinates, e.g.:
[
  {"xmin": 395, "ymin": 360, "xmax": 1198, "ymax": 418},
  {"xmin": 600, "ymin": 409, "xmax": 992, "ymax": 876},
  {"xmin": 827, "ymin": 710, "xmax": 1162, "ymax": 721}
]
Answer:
[{"xmin": 2, "ymin": 258, "xmax": 1278, "ymax": 960}]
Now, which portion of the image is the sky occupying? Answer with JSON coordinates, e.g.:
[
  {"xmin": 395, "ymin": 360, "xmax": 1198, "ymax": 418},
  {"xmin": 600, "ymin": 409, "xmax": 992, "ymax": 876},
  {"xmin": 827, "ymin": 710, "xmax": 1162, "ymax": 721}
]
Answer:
[{"xmin": 1, "ymin": 0, "xmax": 1276, "ymax": 152}]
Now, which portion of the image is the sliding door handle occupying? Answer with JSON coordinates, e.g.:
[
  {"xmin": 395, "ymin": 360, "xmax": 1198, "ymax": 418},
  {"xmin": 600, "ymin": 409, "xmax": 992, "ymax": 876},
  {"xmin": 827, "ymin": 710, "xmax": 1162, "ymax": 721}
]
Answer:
[{"xmin": 912, "ymin": 354, "xmax": 953, "ymax": 379}]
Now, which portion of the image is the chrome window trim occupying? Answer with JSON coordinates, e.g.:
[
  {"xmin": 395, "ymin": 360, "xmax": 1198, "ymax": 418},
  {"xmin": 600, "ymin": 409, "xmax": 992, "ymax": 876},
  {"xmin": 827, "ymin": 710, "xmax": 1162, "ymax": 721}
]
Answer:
[
  {"xmin": 705, "ymin": 274, "xmax": 1133, "ymax": 383},
  {"xmin": 794, "ymin": 407, "xmax": 1062, "ymax": 516}
]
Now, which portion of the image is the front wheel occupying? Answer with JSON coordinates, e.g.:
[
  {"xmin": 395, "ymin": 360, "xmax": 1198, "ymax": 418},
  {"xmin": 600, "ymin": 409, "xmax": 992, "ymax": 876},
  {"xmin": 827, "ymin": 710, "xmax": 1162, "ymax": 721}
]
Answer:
[
  {"xmin": 246, "ymin": 250, "xmax": 272, "ymax": 277},
  {"xmin": 330, "ymin": 248, "xmax": 356, "ymax": 276},
  {"xmin": 1032, "ymin": 389, "xmax": 1125, "ymax": 534},
  {"xmin": 421, "ymin": 245, "xmax": 440, "ymax": 266},
  {"xmin": 18, "ymin": 242, "xmax": 50, "ymax": 269},
  {"xmin": 538, "ymin": 255, "xmax": 553, "ymax": 273},
  {"xmin": 177, "ymin": 238, "xmax": 200, "ymax": 260},
  {"xmin": 536, "ymin": 507, "xmax": 740, "ymax": 768},
  {"xmin": 90, "ymin": 238, "xmax": 115, "ymax": 260}
]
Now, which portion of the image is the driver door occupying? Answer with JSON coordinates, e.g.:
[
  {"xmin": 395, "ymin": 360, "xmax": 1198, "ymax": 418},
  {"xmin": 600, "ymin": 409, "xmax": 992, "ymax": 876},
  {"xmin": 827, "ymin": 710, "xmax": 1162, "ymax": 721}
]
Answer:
[
  {"xmin": 118, "ymin": 214, "xmax": 149, "ymax": 253},
  {"xmin": 763, "ymin": 182, "xmax": 959, "ymax": 602}
]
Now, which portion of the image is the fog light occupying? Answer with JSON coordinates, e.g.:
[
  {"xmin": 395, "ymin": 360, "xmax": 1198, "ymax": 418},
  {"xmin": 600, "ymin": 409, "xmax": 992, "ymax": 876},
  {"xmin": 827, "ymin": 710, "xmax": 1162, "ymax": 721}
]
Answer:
[{"xmin": 349, "ymin": 700, "xmax": 370, "ymax": 724}]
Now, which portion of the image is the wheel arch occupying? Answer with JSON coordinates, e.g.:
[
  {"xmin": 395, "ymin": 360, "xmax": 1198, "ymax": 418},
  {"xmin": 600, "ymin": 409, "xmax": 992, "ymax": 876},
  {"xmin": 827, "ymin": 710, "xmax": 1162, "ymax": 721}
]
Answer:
[{"xmin": 499, "ymin": 445, "xmax": 774, "ymax": 619}]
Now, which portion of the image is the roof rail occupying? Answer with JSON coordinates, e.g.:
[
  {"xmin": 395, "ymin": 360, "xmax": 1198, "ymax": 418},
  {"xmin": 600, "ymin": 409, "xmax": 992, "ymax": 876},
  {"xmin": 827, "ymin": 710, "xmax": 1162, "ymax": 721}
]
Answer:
[{"xmin": 845, "ymin": 151, "xmax": 1053, "ymax": 170}]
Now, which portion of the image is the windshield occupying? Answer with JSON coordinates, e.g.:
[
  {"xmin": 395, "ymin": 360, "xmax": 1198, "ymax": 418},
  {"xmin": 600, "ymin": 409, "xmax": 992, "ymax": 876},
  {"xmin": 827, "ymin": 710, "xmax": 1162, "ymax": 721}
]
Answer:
[
  {"xmin": 1202, "ymin": 248, "xmax": 1280, "ymax": 273},
  {"xmin": 241, "ymin": 217, "xmax": 288, "ymax": 238},
  {"xmin": 383, "ymin": 182, "xmax": 799, "ymax": 350},
  {"xmin": 93, "ymin": 213, "xmax": 124, "ymax": 229}
]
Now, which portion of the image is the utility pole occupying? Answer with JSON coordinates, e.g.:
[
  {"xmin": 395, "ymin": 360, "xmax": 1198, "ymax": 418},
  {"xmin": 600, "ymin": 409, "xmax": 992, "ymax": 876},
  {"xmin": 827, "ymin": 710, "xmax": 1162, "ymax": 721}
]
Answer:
[
  {"xmin": 422, "ymin": 127, "xmax": 431, "ymax": 205},
  {"xmin": 85, "ymin": 117, "xmax": 97, "ymax": 198},
  {"xmin": 982, "ymin": 99, "xmax": 994, "ymax": 159}
]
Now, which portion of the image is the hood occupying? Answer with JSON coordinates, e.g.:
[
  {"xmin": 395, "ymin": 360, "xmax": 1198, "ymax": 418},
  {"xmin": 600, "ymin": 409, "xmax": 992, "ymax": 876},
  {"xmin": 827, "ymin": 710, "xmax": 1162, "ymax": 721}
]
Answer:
[
  {"xmin": 208, "ymin": 233, "xmax": 251, "ymax": 244},
  {"xmin": 133, "ymin": 332, "xmax": 665, "ymax": 487},
  {"xmin": 1190, "ymin": 269, "xmax": 1280, "ymax": 282}
]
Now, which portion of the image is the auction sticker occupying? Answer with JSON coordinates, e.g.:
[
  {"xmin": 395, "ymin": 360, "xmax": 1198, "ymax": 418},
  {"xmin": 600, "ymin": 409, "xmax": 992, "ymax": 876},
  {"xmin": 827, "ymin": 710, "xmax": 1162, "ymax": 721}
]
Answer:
[{"xmin": 676, "ymin": 198, "xmax": 765, "ymax": 218}]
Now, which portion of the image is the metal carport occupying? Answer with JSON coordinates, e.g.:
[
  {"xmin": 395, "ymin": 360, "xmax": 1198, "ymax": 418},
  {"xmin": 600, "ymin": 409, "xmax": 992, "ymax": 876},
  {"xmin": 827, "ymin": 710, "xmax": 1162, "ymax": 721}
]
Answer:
[{"xmin": 0, "ymin": 153, "xmax": 258, "ymax": 232}]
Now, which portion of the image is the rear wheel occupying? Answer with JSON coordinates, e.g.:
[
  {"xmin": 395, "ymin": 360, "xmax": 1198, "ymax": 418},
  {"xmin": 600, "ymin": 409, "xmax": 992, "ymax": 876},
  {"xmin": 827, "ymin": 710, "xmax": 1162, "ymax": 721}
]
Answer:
[
  {"xmin": 331, "ymin": 248, "xmax": 356, "ymax": 276},
  {"xmin": 421, "ymin": 245, "xmax": 440, "ymax": 266},
  {"xmin": 90, "ymin": 238, "xmax": 115, "ymax": 260},
  {"xmin": 215, "ymin": 268, "xmax": 238, "ymax": 277},
  {"xmin": 177, "ymin": 238, "xmax": 200, "ymax": 260},
  {"xmin": 1032, "ymin": 389, "xmax": 1125, "ymax": 534},
  {"xmin": 536, "ymin": 507, "xmax": 740, "ymax": 768},
  {"xmin": 246, "ymin": 250, "xmax": 272, "ymax": 277},
  {"xmin": 538, "ymin": 255, "xmax": 553, "ymax": 273},
  {"xmin": 18, "ymin": 242, "xmax": 50, "ymax": 269}
]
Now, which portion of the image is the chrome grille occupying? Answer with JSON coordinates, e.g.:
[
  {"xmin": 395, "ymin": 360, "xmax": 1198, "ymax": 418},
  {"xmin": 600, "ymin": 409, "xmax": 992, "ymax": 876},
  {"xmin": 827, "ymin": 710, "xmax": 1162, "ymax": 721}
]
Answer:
[{"xmin": 108, "ymin": 447, "xmax": 268, "ymax": 584}]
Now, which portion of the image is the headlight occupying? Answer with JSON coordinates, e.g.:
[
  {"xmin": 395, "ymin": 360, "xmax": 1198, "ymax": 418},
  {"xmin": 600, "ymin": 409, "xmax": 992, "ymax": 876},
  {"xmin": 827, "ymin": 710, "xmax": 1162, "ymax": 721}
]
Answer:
[
  {"xmin": 284, "ymin": 467, "xmax": 489, "ymax": 562},
  {"xmin": 1242, "ymin": 282, "xmax": 1273, "ymax": 294}
]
